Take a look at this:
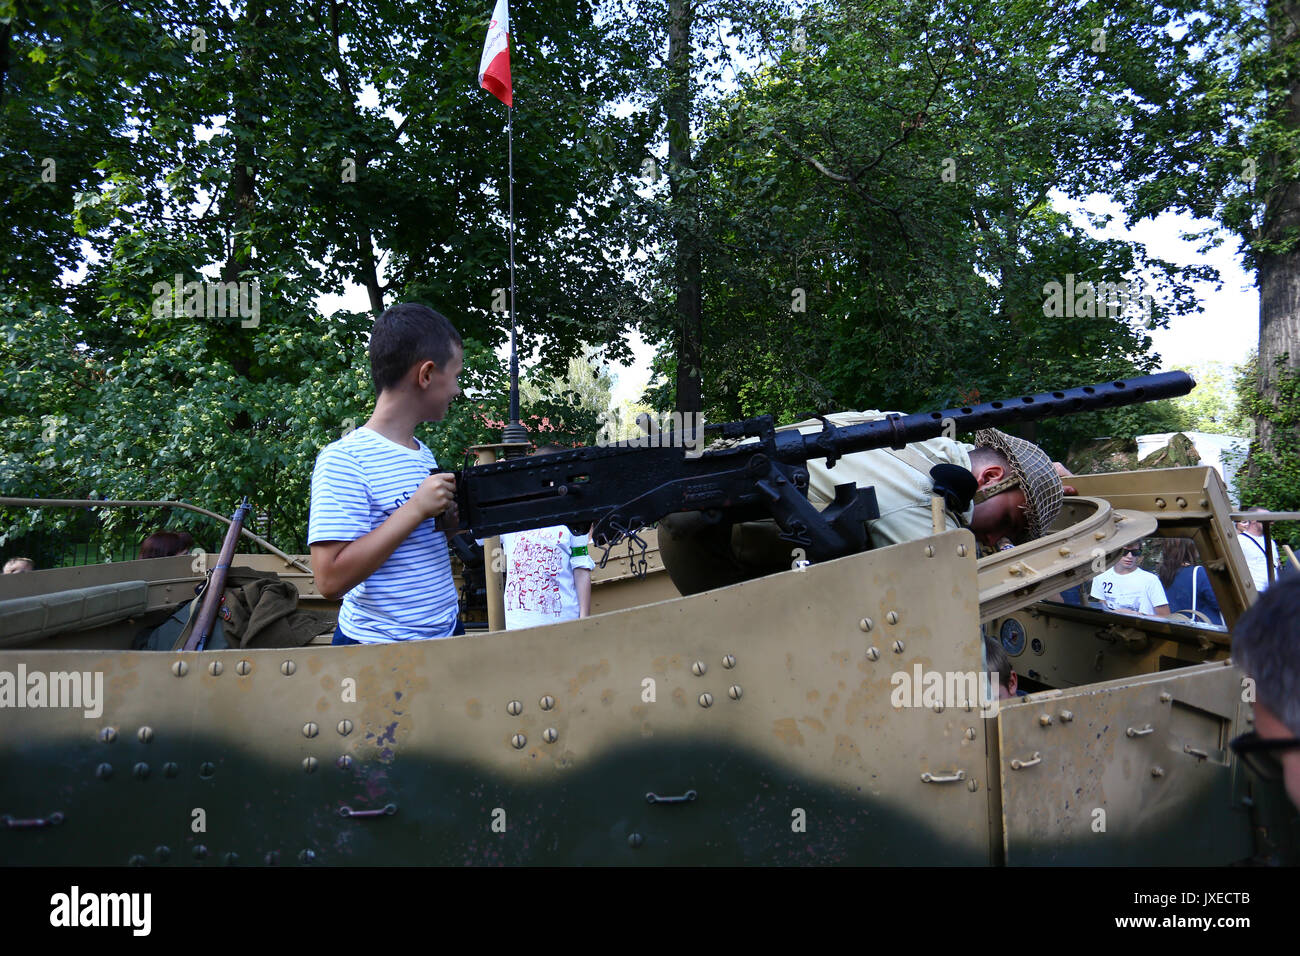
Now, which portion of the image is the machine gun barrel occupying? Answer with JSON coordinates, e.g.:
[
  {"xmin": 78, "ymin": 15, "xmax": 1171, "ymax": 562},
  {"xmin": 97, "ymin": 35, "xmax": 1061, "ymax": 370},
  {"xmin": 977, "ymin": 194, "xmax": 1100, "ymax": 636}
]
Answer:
[
  {"xmin": 454, "ymin": 371, "xmax": 1195, "ymax": 544},
  {"xmin": 772, "ymin": 371, "xmax": 1195, "ymax": 465}
]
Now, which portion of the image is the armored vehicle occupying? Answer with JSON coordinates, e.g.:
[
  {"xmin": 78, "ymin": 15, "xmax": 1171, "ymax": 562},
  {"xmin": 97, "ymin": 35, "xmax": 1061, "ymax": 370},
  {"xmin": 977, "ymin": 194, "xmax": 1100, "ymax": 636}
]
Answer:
[{"xmin": 1, "ymin": 381, "xmax": 1296, "ymax": 865}]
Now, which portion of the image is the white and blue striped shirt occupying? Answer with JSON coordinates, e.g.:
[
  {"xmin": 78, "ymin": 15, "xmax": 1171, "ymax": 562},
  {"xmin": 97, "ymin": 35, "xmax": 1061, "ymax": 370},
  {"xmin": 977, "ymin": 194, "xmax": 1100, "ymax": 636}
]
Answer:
[{"xmin": 308, "ymin": 427, "xmax": 459, "ymax": 642}]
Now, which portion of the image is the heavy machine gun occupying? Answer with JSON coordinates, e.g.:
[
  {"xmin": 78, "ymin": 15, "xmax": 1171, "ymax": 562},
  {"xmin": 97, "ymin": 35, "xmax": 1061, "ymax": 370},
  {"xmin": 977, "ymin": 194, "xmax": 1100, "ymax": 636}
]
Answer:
[{"xmin": 448, "ymin": 372, "xmax": 1195, "ymax": 569}]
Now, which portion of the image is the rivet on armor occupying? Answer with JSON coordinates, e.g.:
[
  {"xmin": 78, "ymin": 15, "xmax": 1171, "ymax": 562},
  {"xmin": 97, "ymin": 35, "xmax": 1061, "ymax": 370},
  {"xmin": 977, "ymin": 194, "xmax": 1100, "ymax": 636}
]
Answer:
[
  {"xmin": 728, "ymin": 684, "xmax": 742, "ymax": 700},
  {"xmin": 171, "ymin": 660, "xmax": 188, "ymax": 677},
  {"xmin": 129, "ymin": 854, "xmax": 146, "ymax": 867},
  {"xmin": 925, "ymin": 545, "xmax": 934, "ymax": 557},
  {"xmin": 967, "ymin": 778, "xmax": 979, "ymax": 792},
  {"xmin": 692, "ymin": 660, "xmax": 707, "ymax": 677},
  {"xmin": 1093, "ymin": 531, "xmax": 1106, "ymax": 541},
  {"xmin": 1176, "ymin": 497, "xmax": 1188, "ymax": 509},
  {"xmin": 265, "ymin": 851, "xmax": 280, "ymax": 865},
  {"xmin": 99, "ymin": 727, "xmax": 117, "ymax": 744},
  {"xmin": 1154, "ymin": 497, "xmax": 1167, "ymax": 509},
  {"xmin": 163, "ymin": 761, "xmax": 179, "ymax": 778},
  {"xmin": 224, "ymin": 852, "xmax": 239, "ymax": 866},
  {"xmin": 281, "ymin": 660, "xmax": 296, "ymax": 677},
  {"xmin": 722, "ymin": 654, "xmax": 737, "ymax": 669},
  {"xmin": 699, "ymin": 692, "xmax": 713, "ymax": 708},
  {"xmin": 1159, "ymin": 692, "xmax": 1172, "ymax": 703},
  {"xmin": 208, "ymin": 660, "xmax": 223, "ymax": 677},
  {"xmin": 236, "ymin": 660, "xmax": 251, "ymax": 676},
  {"xmin": 1199, "ymin": 498, "xmax": 1209, "ymax": 508},
  {"xmin": 133, "ymin": 762, "xmax": 150, "ymax": 780},
  {"xmin": 199, "ymin": 761, "xmax": 215, "ymax": 779},
  {"xmin": 96, "ymin": 762, "xmax": 113, "ymax": 780},
  {"xmin": 512, "ymin": 734, "xmax": 527, "ymax": 749},
  {"xmin": 507, "ymin": 700, "xmax": 523, "ymax": 716},
  {"xmin": 965, "ymin": 728, "xmax": 976, "ymax": 740},
  {"xmin": 138, "ymin": 726, "xmax": 153, "ymax": 744},
  {"xmin": 302, "ymin": 756, "xmax": 318, "ymax": 773},
  {"xmin": 957, "ymin": 544, "xmax": 968, "ymax": 557},
  {"xmin": 1058, "ymin": 546, "xmax": 1072, "ymax": 557},
  {"xmin": 155, "ymin": 845, "xmax": 171, "ymax": 862},
  {"xmin": 1009, "ymin": 565, "xmax": 1024, "ymax": 576},
  {"xmin": 1060, "ymin": 711, "xmax": 1074, "ymax": 722},
  {"xmin": 628, "ymin": 833, "xmax": 644, "ymax": 849},
  {"xmin": 543, "ymin": 727, "xmax": 558, "ymax": 743},
  {"xmin": 886, "ymin": 611, "xmax": 899, "ymax": 625},
  {"xmin": 1039, "ymin": 714, "xmax": 1053, "ymax": 727},
  {"xmin": 1151, "ymin": 766, "xmax": 1165, "ymax": 778},
  {"xmin": 540, "ymin": 695, "xmax": 555, "ymax": 711},
  {"xmin": 859, "ymin": 617, "xmax": 873, "ymax": 632},
  {"xmin": 337, "ymin": 755, "xmax": 353, "ymax": 770},
  {"xmin": 892, "ymin": 640, "xmax": 905, "ymax": 654},
  {"xmin": 337, "ymin": 719, "xmax": 353, "ymax": 737},
  {"xmin": 865, "ymin": 647, "xmax": 880, "ymax": 661},
  {"xmin": 299, "ymin": 849, "xmax": 316, "ymax": 864},
  {"xmin": 933, "ymin": 703, "xmax": 944, "ymax": 714},
  {"xmin": 193, "ymin": 844, "xmax": 208, "ymax": 860},
  {"xmin": 303, "ymin": 722, "xmax": 319, "ymax": 738}
]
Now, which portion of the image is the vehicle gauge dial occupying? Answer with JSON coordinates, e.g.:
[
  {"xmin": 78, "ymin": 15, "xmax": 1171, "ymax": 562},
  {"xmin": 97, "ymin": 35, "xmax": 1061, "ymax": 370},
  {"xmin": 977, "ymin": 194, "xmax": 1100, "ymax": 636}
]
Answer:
[{"xmin": 1000, "ymin": 618, "xmax": 1027, "ymax": 657}]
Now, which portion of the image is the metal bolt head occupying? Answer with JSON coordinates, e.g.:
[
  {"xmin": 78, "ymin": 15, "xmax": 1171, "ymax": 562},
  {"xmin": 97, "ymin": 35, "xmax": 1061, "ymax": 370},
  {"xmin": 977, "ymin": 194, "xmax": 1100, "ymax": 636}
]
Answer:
[
  {"xmin": 627, "ymin": 833, "xmax": 644, "ymax": 849},
  {"xmin": 137, "ymin": 726, "xmax": 153, "ymax": 744},
  {"xmin": 865, "ymin": 646, "xmax": 880, "ymax": 661},
  {"xmin": 133, "ymin": 762, "xmax": 150, "ymax": 780},
  {"xmin": 859, "ymin": 617, "xmax": 873, "ymax": 632},
  {"xmin": 1159, "ymin": 692, "xmax": 1173, "ymax": 703},
  {"xmin": 728, "ymin": 684, "xmax": 742, "ymax": 700},
  {"xmin": 967, "ymin": 778, "xmax": 979, "ymax": 792},
  {"xmin": 155, "ymin": 845, "xmax": 171, "ymax": 862},
  {"xmin": 932, "ymin": 703, "xmax": 944, "ymax": 714},
  {"xmin": 193, "ymin": 844, "xmax": 208, "ymax": 860},
  {"xmin": 511, "ymin": 733, "xmax": 527, "ymax": 749},
  {"xmin": 925, "ymin": 545, "xmax": 935, "ymax": 557},
  {"xmin": 280, "ymin": 660, "xmax": 296, "ymax": 676},
  {"xmin": 265, "ymin": 851, "xmax": 280, "ymax": 865},
  {"xmin": 886, "ymin": 611, "xmax": 899, "ymax": 625},
  {"xmin": 1155, "ymin": 497, "xmax": 1167, "ymax": 509},
  {"xmin": 208, "ymin": 660, "xmax": 223, "ymax": 676},
  {"xmin": 699, "ymin": 692, "xmax": 713, "ymax": 708},
  {"xmin": 129, "ymin": 854, "xmax": 146, "ymax": 867},
  {"xmin": 302, "ymin": 756, "xmax": 318, "ymax": 773},
  {"xmin": 1059, "ymin": 710, "xmax": 1074, "ymax": 723},
  {"xmin": 542, "ymin": 727, "xmax": 558, "ymax": 743},
  {"xmin": 337, "ymin": 719, "xmax": 353, "ymax": 737},
  {"xmin": 692, "ymin": 660, "xmax": 707, "ymax": 677},
  {"xmin": 1058, "ymin": 546, "xmax": 1072, "ymax": 557},
  {"xmin": 957, "ymin": 544, "xmax": 968, "ymax": 557},
  {"xmin": 1039, "ymin": 714, "xmax": 1053, "ymax": 727},
  {"xmin": 198, "ymin": 761, "xmax": 215, "ymax": 779},
  {"xmin": 337, "ymin": 754, "xmax": 353, "ymax": 771},
  {"xmin": 171, "ymin": 659, "xmax": 188, "ymax": 677},
  {"xmin": 1151, "ymin": 766, "xmax": 1165, "ymax": 778},
  {"xmin": 236, "ymin": 659, "xmax": 251, "ymax": 676},
  {"xmin": 965, "ymin": 728, "xmax": 976, "ymax": 740},
  {"xmin": 298, "ymin": 849, "xmax": 316, "ymax": 864},
  {"xmin": 507, "ymin": 700, "xmax": 523, "ymax": 716},
  {"xmin": 540, "ymin": 695, "xmax": 555, "ymax": 711},
  {"xmin": 224, "ymin": 852, "xmax": 239, "ymax": 866},
  {"xmin": 892, "ymin": 640, "xmax": 905, "ymax": 654},
  {"xmin": 163, "ymin": 761, "xmax": 179, "ymax": 778},
  {"xmin": 96, "ymin": 762, "xmax": 113, "ymax": 780},
  {"xmin": 302, "ymin": 722, "xmax": 319, "ymax": 738},
  {"xmin": 99, "ymin": 727, "xmax": 117, "ymax": 744},
  {"xmin": 721, "ymin": 654, "xmax": 736, "ymax": 669}
]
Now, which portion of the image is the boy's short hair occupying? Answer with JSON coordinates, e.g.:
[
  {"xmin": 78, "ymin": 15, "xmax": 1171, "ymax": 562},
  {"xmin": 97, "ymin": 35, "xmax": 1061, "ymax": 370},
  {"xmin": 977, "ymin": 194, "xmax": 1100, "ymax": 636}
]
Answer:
[
  {"xmin": 370, "ymin": 303, "xmax": 463, "ymax": 394},
  {"xmin": 984, "ymin": 633, "xmax": 1012, "ymax": 689}
]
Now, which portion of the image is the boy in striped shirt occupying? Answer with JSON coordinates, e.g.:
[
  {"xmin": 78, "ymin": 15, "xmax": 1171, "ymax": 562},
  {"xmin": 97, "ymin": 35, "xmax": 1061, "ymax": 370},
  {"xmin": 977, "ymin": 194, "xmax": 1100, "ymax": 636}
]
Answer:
[{"xmin": 308, "ymin": 304, "xmax": 463, "ymax": 643}]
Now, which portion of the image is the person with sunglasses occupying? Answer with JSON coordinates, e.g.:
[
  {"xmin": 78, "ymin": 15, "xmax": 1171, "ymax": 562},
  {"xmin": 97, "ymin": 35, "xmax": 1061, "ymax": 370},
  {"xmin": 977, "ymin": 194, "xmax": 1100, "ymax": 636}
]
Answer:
[
  {"xmin": 1229, "ymin": 575, "xmax": 1300, "ymax": 808},
  {"xmin": 1088, "ymin": 540, "xmax": 1171, "ymax": 617}
]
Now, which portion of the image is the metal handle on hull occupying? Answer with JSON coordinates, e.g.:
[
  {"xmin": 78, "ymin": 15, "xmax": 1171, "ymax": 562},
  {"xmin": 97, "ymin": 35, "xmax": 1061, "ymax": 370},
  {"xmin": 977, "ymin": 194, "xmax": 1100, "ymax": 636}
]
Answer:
[
  {"xmin": 2, "ymin": 812, "xmax": 64, "ymax": 828},
  {"xmin": 920, "ymin": 770, "xmax": 967, "ymax": 783},
  {"xmin": 646, "ymin": 790, "xmax": 697, "ymax": 805},
  {"xmin": 338, "ymin": 803, "xmax": 397, "ymax": 819}
]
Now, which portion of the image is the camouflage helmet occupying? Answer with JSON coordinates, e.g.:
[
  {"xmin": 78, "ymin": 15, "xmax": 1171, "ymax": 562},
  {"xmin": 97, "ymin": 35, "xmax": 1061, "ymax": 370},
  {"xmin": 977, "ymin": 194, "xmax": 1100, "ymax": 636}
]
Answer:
[{"xmin": 972, "ymin": 428, "xmax": 1064, "ymax": 542}]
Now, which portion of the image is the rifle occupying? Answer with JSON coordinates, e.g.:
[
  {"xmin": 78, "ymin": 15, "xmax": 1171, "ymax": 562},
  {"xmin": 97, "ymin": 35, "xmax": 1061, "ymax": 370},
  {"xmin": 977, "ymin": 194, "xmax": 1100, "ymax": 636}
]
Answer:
[
  {"xmin": 447, "ymin": 372, "xmax": 1195, "ymax": 568},
  {"xmin": 184, "ymin": 498, "xmax": 252, "ymax": 651}
]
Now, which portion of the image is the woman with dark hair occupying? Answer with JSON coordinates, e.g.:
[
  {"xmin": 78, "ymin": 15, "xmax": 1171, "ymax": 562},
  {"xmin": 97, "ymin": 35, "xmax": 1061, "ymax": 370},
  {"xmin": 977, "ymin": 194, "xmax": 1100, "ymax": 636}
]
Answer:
[
  {"xmin": 1159, "ymin": 538, "xmax": 1224, "ymax": 626},
  {"xmin": 139, "ymin": 530, "xmax": 194, "ymax": 559}
]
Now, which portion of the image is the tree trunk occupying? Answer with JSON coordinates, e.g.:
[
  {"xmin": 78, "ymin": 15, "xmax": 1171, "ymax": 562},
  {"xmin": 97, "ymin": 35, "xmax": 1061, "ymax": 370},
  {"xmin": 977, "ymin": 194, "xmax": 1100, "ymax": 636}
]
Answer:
[
  {"xmin": 668, "ymin": 0, "xmax": 702, "ymax": 415},
  {"xmin": 1257, "ymin": 0, "xmax": 1300, "ymax": 461}
]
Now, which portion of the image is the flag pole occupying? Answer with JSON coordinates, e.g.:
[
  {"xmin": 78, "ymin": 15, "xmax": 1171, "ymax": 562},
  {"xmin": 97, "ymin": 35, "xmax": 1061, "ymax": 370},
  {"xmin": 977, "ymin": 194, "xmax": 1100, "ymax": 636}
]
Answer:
[{"xmin": 502, "ymin": 103, "xmax": 526, "ymax": 445}]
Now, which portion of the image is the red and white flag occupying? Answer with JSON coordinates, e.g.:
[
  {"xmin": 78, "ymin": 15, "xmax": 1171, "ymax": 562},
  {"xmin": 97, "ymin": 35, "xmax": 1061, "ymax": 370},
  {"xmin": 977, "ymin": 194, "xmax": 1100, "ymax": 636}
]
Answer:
[{"xmin": 478, "ymin": 0, "xmax": 512, "ymax": 107}]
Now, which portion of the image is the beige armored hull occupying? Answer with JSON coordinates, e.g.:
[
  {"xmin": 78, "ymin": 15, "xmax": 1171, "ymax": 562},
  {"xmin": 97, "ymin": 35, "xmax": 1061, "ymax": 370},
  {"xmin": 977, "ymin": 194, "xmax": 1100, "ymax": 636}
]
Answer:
[{"xmin": 0, "ymin": 467, "xmax": 1293, "ymax": 865}]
